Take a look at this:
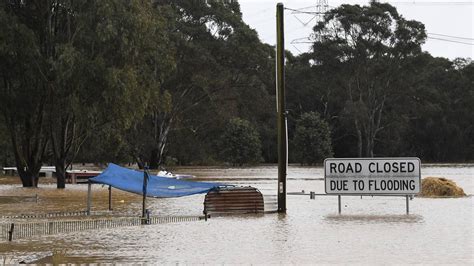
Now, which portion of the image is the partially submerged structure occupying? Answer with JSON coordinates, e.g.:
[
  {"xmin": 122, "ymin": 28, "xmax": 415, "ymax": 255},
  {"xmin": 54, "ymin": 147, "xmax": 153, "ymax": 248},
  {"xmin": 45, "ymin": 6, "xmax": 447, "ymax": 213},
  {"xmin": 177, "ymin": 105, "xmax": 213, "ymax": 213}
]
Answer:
[
  {"xmin": 89, "ymin": 163, "xmax": 220, "ymax": 198},
  {"xmin": 86, "ymin": 163, "xmax": 224, "ymax": 216},
  {"xmin": 86, "ymin": 163, "xmax": 266, "ymax": 217},
  {"xmin": 204, "ymin": 186, "xmax": 264, "ymax": 215}
]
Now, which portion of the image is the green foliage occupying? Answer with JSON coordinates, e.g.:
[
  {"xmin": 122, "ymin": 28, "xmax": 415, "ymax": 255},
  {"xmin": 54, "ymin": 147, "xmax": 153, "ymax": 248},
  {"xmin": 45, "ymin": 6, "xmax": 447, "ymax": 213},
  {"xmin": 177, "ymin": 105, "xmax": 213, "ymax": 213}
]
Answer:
[
  {"xmin": 287, "ymin": 2, "xmax": 472, "ymax": 162},
  {"xmin": 0, "ymin": 0, "xmax": 175, "ymax": 185},
  {"xmin": 123, "ymin": 0, "xmax": 275, "ymax": 167},
  {"xmin": 308, "ymin": 2, "xmax": 426, "ymax": 158},
  {"xmin": 1, "ymin": 0, "xmax": 472, "ymax": 170},
  {"xmin": 0, "ymin": 4, "xmax": 48, "ymax": 186},
  {"xmin": 403, "ymin": 56, "xmax": 474, "ymax": 162},
  {"xmin": 0, "ymin": 121, "xmax": 14, "ymax": 167},
  {"xmin": 219, "ymin": 118, "xmax": 262, "ymax": 166},
  {"xmin": 292, "ymin": 112, "xmax": 333, "ymax": 165}
]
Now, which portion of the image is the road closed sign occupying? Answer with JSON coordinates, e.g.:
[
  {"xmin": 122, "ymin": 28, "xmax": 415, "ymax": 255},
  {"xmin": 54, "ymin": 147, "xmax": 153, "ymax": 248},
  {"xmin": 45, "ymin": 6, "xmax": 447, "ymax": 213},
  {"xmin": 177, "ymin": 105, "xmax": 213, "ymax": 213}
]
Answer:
[{"xmin": 324, "ymin": 158, "xmax": 421, "ymax": 195}]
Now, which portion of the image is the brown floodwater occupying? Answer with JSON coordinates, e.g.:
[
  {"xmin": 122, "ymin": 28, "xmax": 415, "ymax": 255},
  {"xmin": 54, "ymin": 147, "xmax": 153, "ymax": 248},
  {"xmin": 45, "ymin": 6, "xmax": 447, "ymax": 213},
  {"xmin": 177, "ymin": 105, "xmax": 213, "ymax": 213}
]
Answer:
[{"xmin": 0, "ymin": 164, "xmax": 473, "ymax": 264}]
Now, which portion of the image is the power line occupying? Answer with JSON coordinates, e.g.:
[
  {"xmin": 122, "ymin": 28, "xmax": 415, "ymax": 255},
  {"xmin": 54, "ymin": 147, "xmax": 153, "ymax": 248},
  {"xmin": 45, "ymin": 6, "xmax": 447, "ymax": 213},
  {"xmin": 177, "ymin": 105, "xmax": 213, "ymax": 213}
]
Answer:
[
  {"xmin": 427, "ymin": 37, "xmax": 474, "ymax": 45},
  {"xmin": 428, "ymin": 33, "xmax": 474, "ymax": 41},
  {"xmin": 325, "ymin": 1, "xmax": 473, "ymax": 6},
  {"xmin": 292, "ymin": 44, "xmax": 304, "ymax": 53},
  {"xmin": 291, "ymin": 5, "xmax": 319, "ymax": 11},
  {"xmin": 284, "ymin": 7, "xmax": 326, "ymax": 15},
  {"xmin": 290, "ymin": 37, "xmax": 314, "ymax": 44},
  {"xmin": 289, "ymin": 37, "xmax": 474, "ymax": 46},
  {"xmin": 293, "ymin": 14, "xmax": 318, "ymax": 27},
  {"xmin": 259, "ymin": 23, "xmax": 312, "ymax": 42},
  {"xmin": 385, "ymin": 1, "xmax": 473, "ymax": 5}
]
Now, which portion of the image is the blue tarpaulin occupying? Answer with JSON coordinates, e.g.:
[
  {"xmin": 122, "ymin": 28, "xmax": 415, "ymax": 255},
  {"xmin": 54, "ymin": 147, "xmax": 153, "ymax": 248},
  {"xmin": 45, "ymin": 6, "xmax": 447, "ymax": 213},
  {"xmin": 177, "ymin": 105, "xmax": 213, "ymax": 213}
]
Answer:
[{"xmin": 89, "ymin": 163, "xmax": 223, "ymax": 198}]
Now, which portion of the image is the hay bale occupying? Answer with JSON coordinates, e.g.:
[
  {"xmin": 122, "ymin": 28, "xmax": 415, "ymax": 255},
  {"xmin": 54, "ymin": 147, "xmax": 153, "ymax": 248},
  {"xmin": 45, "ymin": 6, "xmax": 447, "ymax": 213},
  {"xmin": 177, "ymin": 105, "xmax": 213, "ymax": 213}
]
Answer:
[{"xmin": 420, "ymin": 177, "xmax": 466, "ymax": 197}]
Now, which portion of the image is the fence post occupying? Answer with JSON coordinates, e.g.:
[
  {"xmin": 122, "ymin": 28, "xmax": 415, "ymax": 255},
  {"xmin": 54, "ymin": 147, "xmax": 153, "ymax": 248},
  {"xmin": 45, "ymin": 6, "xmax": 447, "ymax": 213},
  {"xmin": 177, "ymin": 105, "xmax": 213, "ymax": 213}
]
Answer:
[
  {"xmin": 8, "ymin": 223, "xmax": 14, "ymax": 241},
  {"xmin": 108, "ymin": 185, "xmax": 113, "ymax": 211},
  {"xmin": 146, "ymin": 209, "xmax": 150, "ymax": 225}
]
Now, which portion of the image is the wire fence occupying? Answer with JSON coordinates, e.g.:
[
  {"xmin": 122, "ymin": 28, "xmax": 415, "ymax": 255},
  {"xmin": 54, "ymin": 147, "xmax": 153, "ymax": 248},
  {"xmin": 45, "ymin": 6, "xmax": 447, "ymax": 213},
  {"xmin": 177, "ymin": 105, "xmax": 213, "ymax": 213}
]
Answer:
[
  {"xmin": 0, "ymin": 215, "xmax": 206, "ymax": 241},
  {"xmin": 0, "ymin": 210, "xmax": 89, "ymax": 219}
]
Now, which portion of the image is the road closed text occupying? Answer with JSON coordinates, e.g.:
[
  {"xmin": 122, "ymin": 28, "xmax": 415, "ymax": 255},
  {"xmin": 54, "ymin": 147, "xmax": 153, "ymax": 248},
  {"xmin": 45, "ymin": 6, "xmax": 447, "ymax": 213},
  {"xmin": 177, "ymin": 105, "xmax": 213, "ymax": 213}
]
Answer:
[
  {"xmin": 324, "ymin": 158, "xmax": 421, "ymax": 195},
  {"xmin": 328, "ymin": 161, "xmax": 416, "ymax": 174}
]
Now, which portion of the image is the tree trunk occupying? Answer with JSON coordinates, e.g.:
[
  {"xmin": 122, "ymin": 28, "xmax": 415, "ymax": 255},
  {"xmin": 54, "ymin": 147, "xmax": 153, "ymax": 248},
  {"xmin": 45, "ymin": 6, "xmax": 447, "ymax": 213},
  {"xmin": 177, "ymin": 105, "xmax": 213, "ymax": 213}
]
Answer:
[
  {"xmin": 149, "ymin": 148, "xmax": 160, "ymax": 169},
  {"xmin": 17, "ymin": 164, "xmax": 40, "ymax": 187},
  {"xmin": 9, "ymin": 124, "xmax": 45, "ymax": 188},
  {"xmin": 55, "ymin": 160, "xmax": 66, "ymax": 189},
  {"xmin": 149, "ymin": 116, "xmax": 172, "ymax": 169},
  {"xmin": 367, "ymin": 138, "xmax": 374, "ymax": 158},
  {"xmin": 355, "ymin": 120, "xmax": 363, "ymax": 158},
  {"xmin": 18, "ymin": 172, "xmax": 35, "ymax": 187}
]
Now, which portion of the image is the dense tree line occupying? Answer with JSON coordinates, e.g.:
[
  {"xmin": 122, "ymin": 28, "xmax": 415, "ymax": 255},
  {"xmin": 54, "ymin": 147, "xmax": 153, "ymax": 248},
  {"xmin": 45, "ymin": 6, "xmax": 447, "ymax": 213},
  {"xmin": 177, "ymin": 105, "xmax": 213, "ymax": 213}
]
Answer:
[
  {"xmin": 287, "ymin": 2, "xmax": 473, "ymax": 162},
  {"xmin": 0, "ymin": 1, "xmax": 472, "ymax": 188}
]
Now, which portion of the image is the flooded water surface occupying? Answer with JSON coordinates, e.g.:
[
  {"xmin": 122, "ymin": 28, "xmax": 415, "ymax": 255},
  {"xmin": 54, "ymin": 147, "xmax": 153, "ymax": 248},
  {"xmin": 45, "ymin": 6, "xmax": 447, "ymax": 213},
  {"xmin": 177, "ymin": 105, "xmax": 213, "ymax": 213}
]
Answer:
[{"xmin": 0, "ymin": 164, "xmax": 473, "ymax": 264}]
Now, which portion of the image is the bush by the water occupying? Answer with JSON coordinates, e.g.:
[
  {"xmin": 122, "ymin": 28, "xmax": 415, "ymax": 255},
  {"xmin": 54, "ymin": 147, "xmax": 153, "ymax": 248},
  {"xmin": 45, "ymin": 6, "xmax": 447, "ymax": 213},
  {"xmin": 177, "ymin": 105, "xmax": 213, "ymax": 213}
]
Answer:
[
  {"xmin": 292, "ymin": 112, "xmax": 333, "ymax": 165},
  {"xmin": 219, "ymin": 118, "xmax": 262, "ymax": 166},
  {"xmin": 420, "ymin": 177, "xmax": 466, "ymax": 197}
]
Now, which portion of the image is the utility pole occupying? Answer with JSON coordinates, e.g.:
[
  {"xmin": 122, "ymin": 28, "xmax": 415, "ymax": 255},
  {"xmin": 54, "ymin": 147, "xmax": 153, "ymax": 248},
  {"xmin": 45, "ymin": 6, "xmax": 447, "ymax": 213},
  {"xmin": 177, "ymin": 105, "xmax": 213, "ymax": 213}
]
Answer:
[{"xmin": 276, "ymin": 3, "xmax": 287, "ymax": 213}]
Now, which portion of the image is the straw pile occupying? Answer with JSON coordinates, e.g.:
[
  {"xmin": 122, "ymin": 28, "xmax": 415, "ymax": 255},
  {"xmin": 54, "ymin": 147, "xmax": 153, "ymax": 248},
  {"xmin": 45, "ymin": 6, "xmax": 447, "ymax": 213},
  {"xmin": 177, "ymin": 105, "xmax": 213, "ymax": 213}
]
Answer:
[{"xmin": 420, "ymin": 177, "xmax": 466, "ymax": 197}]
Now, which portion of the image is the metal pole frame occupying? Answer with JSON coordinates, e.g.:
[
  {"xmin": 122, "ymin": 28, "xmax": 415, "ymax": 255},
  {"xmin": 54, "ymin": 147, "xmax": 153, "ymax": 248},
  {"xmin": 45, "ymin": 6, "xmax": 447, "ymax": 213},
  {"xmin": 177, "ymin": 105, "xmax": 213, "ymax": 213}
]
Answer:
[
  {"xmin": 276, "ymin": 2, "xmax": 287, "ymax": 214},
  {"xmin": 87, "ymin": 181, "xmax": 92, "ymax": 215},
  {"xmin": 141, "ymin": 167, "xmax": 149, "ymax": 224},
  {"xmin": 406, "ymin": 195, "xmax": 409, "ymax": 215},
  {"xmin": 338, "ymin": 195, "xmax": 341, "ymax": 214},
  {"xmin": 108, "ymin": 185, "xmax": 113, "ymax": 211}
]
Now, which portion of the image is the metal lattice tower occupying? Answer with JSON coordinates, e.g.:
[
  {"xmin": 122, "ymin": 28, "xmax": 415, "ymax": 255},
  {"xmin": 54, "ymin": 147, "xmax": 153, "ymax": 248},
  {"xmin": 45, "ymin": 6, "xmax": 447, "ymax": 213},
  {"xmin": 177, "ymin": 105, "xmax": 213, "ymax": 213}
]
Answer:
[
  {"xmin": 290, "ymin": 0, "xmax": 331, "ymax": 52},
  {"xmin": 310, "ymin": 0, "xmax": 329, "ymax": 42},
  {"xmin": 316, "ymin": 0, "xmax": 329, "ymax": 20}
]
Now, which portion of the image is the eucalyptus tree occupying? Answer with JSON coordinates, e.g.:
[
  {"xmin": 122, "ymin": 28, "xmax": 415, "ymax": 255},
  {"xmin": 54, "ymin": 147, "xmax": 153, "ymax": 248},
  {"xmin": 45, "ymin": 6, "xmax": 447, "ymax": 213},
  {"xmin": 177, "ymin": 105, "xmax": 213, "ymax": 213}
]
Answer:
[
  {"xmin": 1, "ymin": 0, "xmax": 173, "ymax": 187},
  {"xmin": 144, "ymin": 0, "xmax": 238, "ymax": 168},
  {"xmin": 405, "ymin": 56, "xmax": 474, "ymax": 162},
  {"xmin": 311, "ymin": 2, "xmax": 426, "ymax": 157},
  {"xmin": 0, "ymin": 3, "xmax": 48, "ymax": 187},
  {"xmin": 133, "ymin": 0, "xmax": 274, "ymax": 167},
  {"xmin": 47, "ymin": 0, "xmax": 173, "ymax": 187}
]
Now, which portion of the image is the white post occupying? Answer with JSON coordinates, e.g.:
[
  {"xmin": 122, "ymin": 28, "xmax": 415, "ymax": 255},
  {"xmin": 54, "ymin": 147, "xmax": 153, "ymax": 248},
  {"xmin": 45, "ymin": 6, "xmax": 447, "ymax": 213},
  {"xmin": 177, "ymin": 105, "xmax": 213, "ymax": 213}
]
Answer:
[
  {"xmin": 338, "ymin": 195, "xmax": 342, "ymax": 214},
  {"xmin": 406, "ymin": 195, "xmax": 409, "ymax": 215}
]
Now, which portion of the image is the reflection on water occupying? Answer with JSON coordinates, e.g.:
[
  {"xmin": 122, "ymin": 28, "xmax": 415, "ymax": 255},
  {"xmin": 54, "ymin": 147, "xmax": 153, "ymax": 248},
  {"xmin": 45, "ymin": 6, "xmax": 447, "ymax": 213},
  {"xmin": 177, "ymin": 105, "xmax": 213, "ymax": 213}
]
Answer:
[
  {"xmin": 324, "ymin": 214, "xmax": 424, "ymax": 224},
  {"xmin": 0, "ymin": 164, "xmax": 473, "ymax": 264}
]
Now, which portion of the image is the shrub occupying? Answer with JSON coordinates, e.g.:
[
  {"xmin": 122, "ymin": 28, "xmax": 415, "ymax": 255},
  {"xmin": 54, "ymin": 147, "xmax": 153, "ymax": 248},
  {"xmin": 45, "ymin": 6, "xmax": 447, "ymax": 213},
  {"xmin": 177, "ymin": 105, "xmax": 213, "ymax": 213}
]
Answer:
[
  {"xmin": 293, "ymin": 112, "xmax": 333, "ymax": 165},
  {"xmin": 219, "ymin": 118, "xmax": 262, "ymax": 166}
]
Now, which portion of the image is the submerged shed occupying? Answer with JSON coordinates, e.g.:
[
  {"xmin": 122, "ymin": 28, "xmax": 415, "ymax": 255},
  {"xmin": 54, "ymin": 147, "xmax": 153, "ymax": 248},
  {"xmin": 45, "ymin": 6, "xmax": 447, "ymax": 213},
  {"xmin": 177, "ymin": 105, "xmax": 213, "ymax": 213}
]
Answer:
[{"xmin": 204, "ymin": 186, "xmax": 264, "ymax": 215}]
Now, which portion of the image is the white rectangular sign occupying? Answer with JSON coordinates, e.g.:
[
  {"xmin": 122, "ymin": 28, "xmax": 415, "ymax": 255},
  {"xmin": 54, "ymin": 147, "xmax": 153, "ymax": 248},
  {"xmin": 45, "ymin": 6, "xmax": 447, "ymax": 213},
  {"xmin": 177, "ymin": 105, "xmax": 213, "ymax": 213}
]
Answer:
[{"xmin": 324, "ymin": 158, "xmax": 421, "ymax": 195}]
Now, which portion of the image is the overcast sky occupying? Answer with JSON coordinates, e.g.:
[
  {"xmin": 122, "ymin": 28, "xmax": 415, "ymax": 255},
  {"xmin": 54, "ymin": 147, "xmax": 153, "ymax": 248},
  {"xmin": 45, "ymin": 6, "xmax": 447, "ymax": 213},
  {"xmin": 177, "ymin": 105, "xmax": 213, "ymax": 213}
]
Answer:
[{"xmin": 239, "ymin": 0, "xmax": 473, "ymax": 60}]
